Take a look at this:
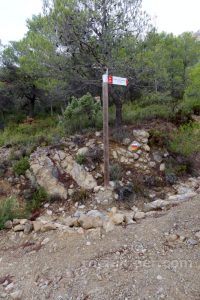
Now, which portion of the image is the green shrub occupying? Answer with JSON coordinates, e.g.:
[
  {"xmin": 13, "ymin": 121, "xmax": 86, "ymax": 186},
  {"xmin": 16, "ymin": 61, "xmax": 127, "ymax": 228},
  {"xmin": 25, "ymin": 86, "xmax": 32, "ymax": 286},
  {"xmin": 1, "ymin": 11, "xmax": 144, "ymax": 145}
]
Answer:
[
  {"xmin": 0, "ymin": 198, "xmax": 21, "ymax": 229},
  {"xmin": 75, "ymin": 154, "xmax": 86, "ymax": 165},
  {"xmin": 149, "ymin": 129, "xmax": 169, "ymax": 147},
  {"xmin": 169, "ymin": 122, "xmax": 200, "ymax": 156},
  {"xmin": 122, "ymin": 102, "xmax": 173, "ymax": 124},
  {"xmin": 26, "ymin": 187, "xmax": 48, "ymax": 213},
  {"xmin": 178, "ymin": 97, "xmax": 200, "ymax": 116},
  {"xmin": 0, "ymin": 116, "xmax": 62, "ymax": 147},
  {"xmin": 13, "ymin": 157, "xmax": 30, "ymax": 176},
  {"xmin": 110, "ymin": 163, "xmax": 122, "ymax": 181},
  {"xmin": 60, "ymin": 93, "xmax": 102, "ymax": 134},
  {"xmin": 71, "ymin": 189, "xmax": 90, "ymax": 204}
]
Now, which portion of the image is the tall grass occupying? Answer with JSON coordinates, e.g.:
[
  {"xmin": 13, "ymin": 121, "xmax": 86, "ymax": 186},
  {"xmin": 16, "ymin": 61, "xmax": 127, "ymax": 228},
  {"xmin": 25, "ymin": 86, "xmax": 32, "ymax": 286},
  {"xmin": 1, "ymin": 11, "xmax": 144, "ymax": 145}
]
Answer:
[{"xmin": 0, "ymin": 116, "xmax": 63, "ymax": 147}]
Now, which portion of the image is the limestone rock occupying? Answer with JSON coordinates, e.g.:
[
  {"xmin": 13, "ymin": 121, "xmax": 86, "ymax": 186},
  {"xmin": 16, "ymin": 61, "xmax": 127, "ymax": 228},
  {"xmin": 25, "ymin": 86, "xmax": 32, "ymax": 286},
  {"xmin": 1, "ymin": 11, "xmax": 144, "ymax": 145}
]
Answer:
[
  {"xmin": 169, "ymin": 192, "xmax": 197, "ymax": 203},
  {"xmin": 78, "ymin": 215, "xmax": 103, "ymax": 229},
  {"xmin": 10, "ymin": 290, "xmax": 22, "ymax": 300},
  {"xmin": 30, "ymin": 152, "xmax": 67, "ymax": 199},
  {"xmin": 144, "ymin": 199, "xmax": 170, "ymax": 212},
  {"xmin": 166, "ymin": 234, "xmax": 179, "ymax": 242},
  {"xmin": 77, "ymin": 147, "xmax": 89, "ymax": 156},
  {"xmin": 33, "ymin": 221, "xmax": 43, "ymax": 232},
  {"xmin": 134, "ymin": 211, "xmax": 145, "ymax": 220},
  {"xmin": 13, "ymin": 224, "xmax": 25, "ymax": 232},
  {"xmin": 195, "ymin": 231, "xmax": 200, "ymax": 239},
  {"xmin": 95, "ymin": 188, "xmax": 114, "ymax": 205},
  {"xmin": 133, "ymin": 130, "xmax": 149, "ymax": 139},
  {"xmin": 143, "ymin": 144, "xmax": 150, "ymax": 152},
  {"xmin": 122, "ymin": 138, "xmax": 131, "ymax": 146},
  {"xmin": 61, "ymin": 155, "xmax": 97, "ymax": 190},
  {"xmin": 110, "ymin": 213, "xmax": 125, "ymax": 225},
  {"xmin": 41, "ymin": 223, "xmax": 57, "ymax": 232},
  {"xmin": 24, "ymin": 222, "xmax": 33, "ymax": 234},
  {"xmin": 4, "ymin": 220, "xmax": 13, "ymax": 229},
  {"xmin": 152, "ymin": 152, "xmax": 163, "ymax": 163},
  {"xmin": 160, "ymin": 163, "xmax": 166, "ymax": 172},
  {"xmin": 103, "ymin": 220, "xmax": 115, "ymax": 233}
]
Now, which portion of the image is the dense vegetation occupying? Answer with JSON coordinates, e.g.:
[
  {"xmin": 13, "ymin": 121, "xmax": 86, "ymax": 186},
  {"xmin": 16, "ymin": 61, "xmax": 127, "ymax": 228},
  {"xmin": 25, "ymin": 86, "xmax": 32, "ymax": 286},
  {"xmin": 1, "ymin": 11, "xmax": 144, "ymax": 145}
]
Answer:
[{"xmin": 0, "ymin": 0, "xmax": 199, "ymax": 156}]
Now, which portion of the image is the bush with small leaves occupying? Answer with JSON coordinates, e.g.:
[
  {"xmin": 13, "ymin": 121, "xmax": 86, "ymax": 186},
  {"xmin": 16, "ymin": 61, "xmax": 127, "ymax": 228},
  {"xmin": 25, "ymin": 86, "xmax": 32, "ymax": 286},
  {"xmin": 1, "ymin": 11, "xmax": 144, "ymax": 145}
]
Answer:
[
  {"xmin": 60, "ymin": 93, "xmax": 102, "ymax": 134},
  {"xmin": 0, "ymin": 198, "xmax": 21, "ymax": 230},
  {"xmin": 13, "ymin": 157, "xmax": 30, "ymax": 176},
  {"xmin": 110, "ymin": 164, "xmax": 122, "ymax": 181}
]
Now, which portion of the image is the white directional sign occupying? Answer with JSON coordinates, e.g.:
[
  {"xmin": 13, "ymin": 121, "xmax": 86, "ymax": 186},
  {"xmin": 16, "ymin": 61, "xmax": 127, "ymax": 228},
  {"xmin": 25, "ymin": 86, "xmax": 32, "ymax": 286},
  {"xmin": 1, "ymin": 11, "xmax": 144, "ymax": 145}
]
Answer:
[{"xmin": 102, "ymin": 75, "xmax": 128, "ymax": 86}]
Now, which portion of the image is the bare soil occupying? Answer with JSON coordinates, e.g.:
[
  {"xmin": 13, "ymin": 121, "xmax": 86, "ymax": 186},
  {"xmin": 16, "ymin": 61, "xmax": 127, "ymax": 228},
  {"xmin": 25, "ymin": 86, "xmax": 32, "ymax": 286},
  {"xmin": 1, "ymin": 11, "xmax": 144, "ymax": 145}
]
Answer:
[{"xmin": 0, "ymin": 196, "xmax": 200, "ymax": 300}]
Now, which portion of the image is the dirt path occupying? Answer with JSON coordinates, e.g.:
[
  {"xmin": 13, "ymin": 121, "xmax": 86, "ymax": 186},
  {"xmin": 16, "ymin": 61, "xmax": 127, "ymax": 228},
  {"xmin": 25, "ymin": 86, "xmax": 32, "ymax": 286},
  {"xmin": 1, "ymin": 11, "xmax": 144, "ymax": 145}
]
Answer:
[{"xmin": 0, "ymin": 196, "xmax": 200, "ymax": 300}]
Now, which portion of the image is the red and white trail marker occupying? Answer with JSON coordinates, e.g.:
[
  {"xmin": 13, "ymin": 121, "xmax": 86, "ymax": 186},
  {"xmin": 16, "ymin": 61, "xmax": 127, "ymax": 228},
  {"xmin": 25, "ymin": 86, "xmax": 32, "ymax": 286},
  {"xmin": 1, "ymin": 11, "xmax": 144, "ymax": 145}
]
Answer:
[{"xmin": 102, "ymin": 75, "xmax": 128, "ymax": 86}]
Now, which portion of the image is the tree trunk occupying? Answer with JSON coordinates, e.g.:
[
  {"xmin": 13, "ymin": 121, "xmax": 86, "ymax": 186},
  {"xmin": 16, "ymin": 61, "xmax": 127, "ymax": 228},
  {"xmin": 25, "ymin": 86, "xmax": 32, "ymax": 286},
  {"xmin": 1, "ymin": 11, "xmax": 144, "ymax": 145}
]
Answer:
[{"xmin": 29, "ymin": 96, "xmax": 36, "ymax": 118}]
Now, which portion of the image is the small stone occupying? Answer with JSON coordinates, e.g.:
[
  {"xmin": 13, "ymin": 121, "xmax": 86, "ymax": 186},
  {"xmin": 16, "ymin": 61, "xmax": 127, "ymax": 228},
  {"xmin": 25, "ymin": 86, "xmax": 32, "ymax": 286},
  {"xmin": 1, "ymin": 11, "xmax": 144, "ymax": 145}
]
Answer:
[
  {"xmin": 4, "ymin": 220, "xmax": 13, "ymax": 229},
  {"xmin": 144, "ymin": 199, "xmax": 170, "ymax": 212},
  {"xmin": 5, "ymin": 282, "xmax": 14, "ymax": 291},
  {"xmin": 134, "ymin": 212, "xmax": 145, "ymax": 220},
  {"xmin": 95, "ymin": 131, "xmax": 101, "ymax": 137},
  {"xmin": 20, "ymin": 219, "xmax": 28, "ymax": 225},
  {"xmin": 179, "ymin": 236, "xmax": 186, "ymax": 242},
  {"xmin": 133, "ymin": 153, "xmax": 139, "ymax": 160},
  {"xmin": 65, "ymin": 189, "xmax": 72, "ymax": 198},
  {"xmin": 12, "ymin": 219, "xmax": 20, "ymax": 226},
  {"xmin": 44, "ymin": 203, "xmax": 50, "ymax": 208},
  {"xmin": 157, "ymin": 275, "xmax": 163, "ymax": 281},
  {"xmin": 10, "ymin": 290, "xmax": 22, "ymax": 300},
  {"xmin": 41, "ymin": 223, "xmax": 57, "ymax": 232},
  {"xmin": 86, "ymin": 241, "xmax": 91, "ymax": 246},
  {"xmin": 187, "ymin": 239, "xmax": 198, "ymax": 246},
  {"xmin": 78, "ymin": 215, "xmax": 103, "ymax": 229},
  {"xmin": 0, "ymin": 293, "xmax": 7, "ymax": 298},
  {"xmin": 166, "ymin": 234, "xmax": 179, "ymax": 242},
  {"xmin": 110, "ymin": 213, "xmax": 124, "ymax": 225},
  {"xmin": 24, "ymin": 222, "xmax": 33, "ymax": 234},
  {"xmin": 103, "ymin": 220, "xmax": 115, "ymax": 233},
  {"xmin": 122, "ymin": 138, "xmax": 131, "ymax": 146},
  {"xmin": 13, "ymin": 224, "xmax": 25, "ymax": 232},
  {"xmin": 143, "ymin": 144, "xmax": 150, "ymax": 152},
  {"xmin": 195, "ymin": 231, "xmax": 200, "ymax": 239},
  {"xmin": 160, "ymin": 163, "xmax": 165, "ymax": 172},
  {"xmin": 41, "ymin": 238, "xmax": 50, "ymax": 245},
  {"xmin": 77, "ymin": 147, "xmax": 89, "ymax": 156},
  {"xmin": 152, "ymin": 152, "xmax": 163, "ymax": 163},
  {"xmin": 46, "ymin": 210, "xmax": 53, "ymax": 216},
  {"xmin": 94, "ymin": 186, "xmax": 101, "ymax": 193},
  {"xmin": 149, "ymin": 161, "xmax": 156, "ymax": 168},
  {"xmin": 33, "ymin": 221, "xmax": 43, "ymax": 232}
]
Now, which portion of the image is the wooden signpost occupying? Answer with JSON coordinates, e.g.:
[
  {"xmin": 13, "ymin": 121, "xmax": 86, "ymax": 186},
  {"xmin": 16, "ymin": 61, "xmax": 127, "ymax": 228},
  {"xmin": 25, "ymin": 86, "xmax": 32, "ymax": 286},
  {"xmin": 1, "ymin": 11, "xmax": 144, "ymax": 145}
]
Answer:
[{"xmin": 102, "ymin": 70, "xmax": 128, "ymax": 187}]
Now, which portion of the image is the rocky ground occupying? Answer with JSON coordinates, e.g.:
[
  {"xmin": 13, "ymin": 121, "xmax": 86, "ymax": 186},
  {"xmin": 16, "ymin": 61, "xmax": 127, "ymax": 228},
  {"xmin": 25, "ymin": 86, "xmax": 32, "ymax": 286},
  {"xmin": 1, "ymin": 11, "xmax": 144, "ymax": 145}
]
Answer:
[
  {"xmin": 0, "ymin": 195, "xmax": 200, "ymax": 300},
  {"xmin": 0, "ymin": 125, "xmax": 200, "ymax": 299}
]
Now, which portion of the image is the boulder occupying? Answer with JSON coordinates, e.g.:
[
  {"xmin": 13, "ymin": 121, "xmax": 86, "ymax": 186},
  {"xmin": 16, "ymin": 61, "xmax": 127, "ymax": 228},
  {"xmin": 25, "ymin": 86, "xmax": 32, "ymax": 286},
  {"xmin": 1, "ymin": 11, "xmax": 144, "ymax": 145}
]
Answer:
[
  {"xmin": 61, "ymin": 155, "xmax": 97, "ymax": 190},
  {"xmin": 133, "ymin": 130, "xmax": 149, "ymax": 139},
  {"xmin": 30, "ymin": 152, "xmax": 67, "ymax": 199}
]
